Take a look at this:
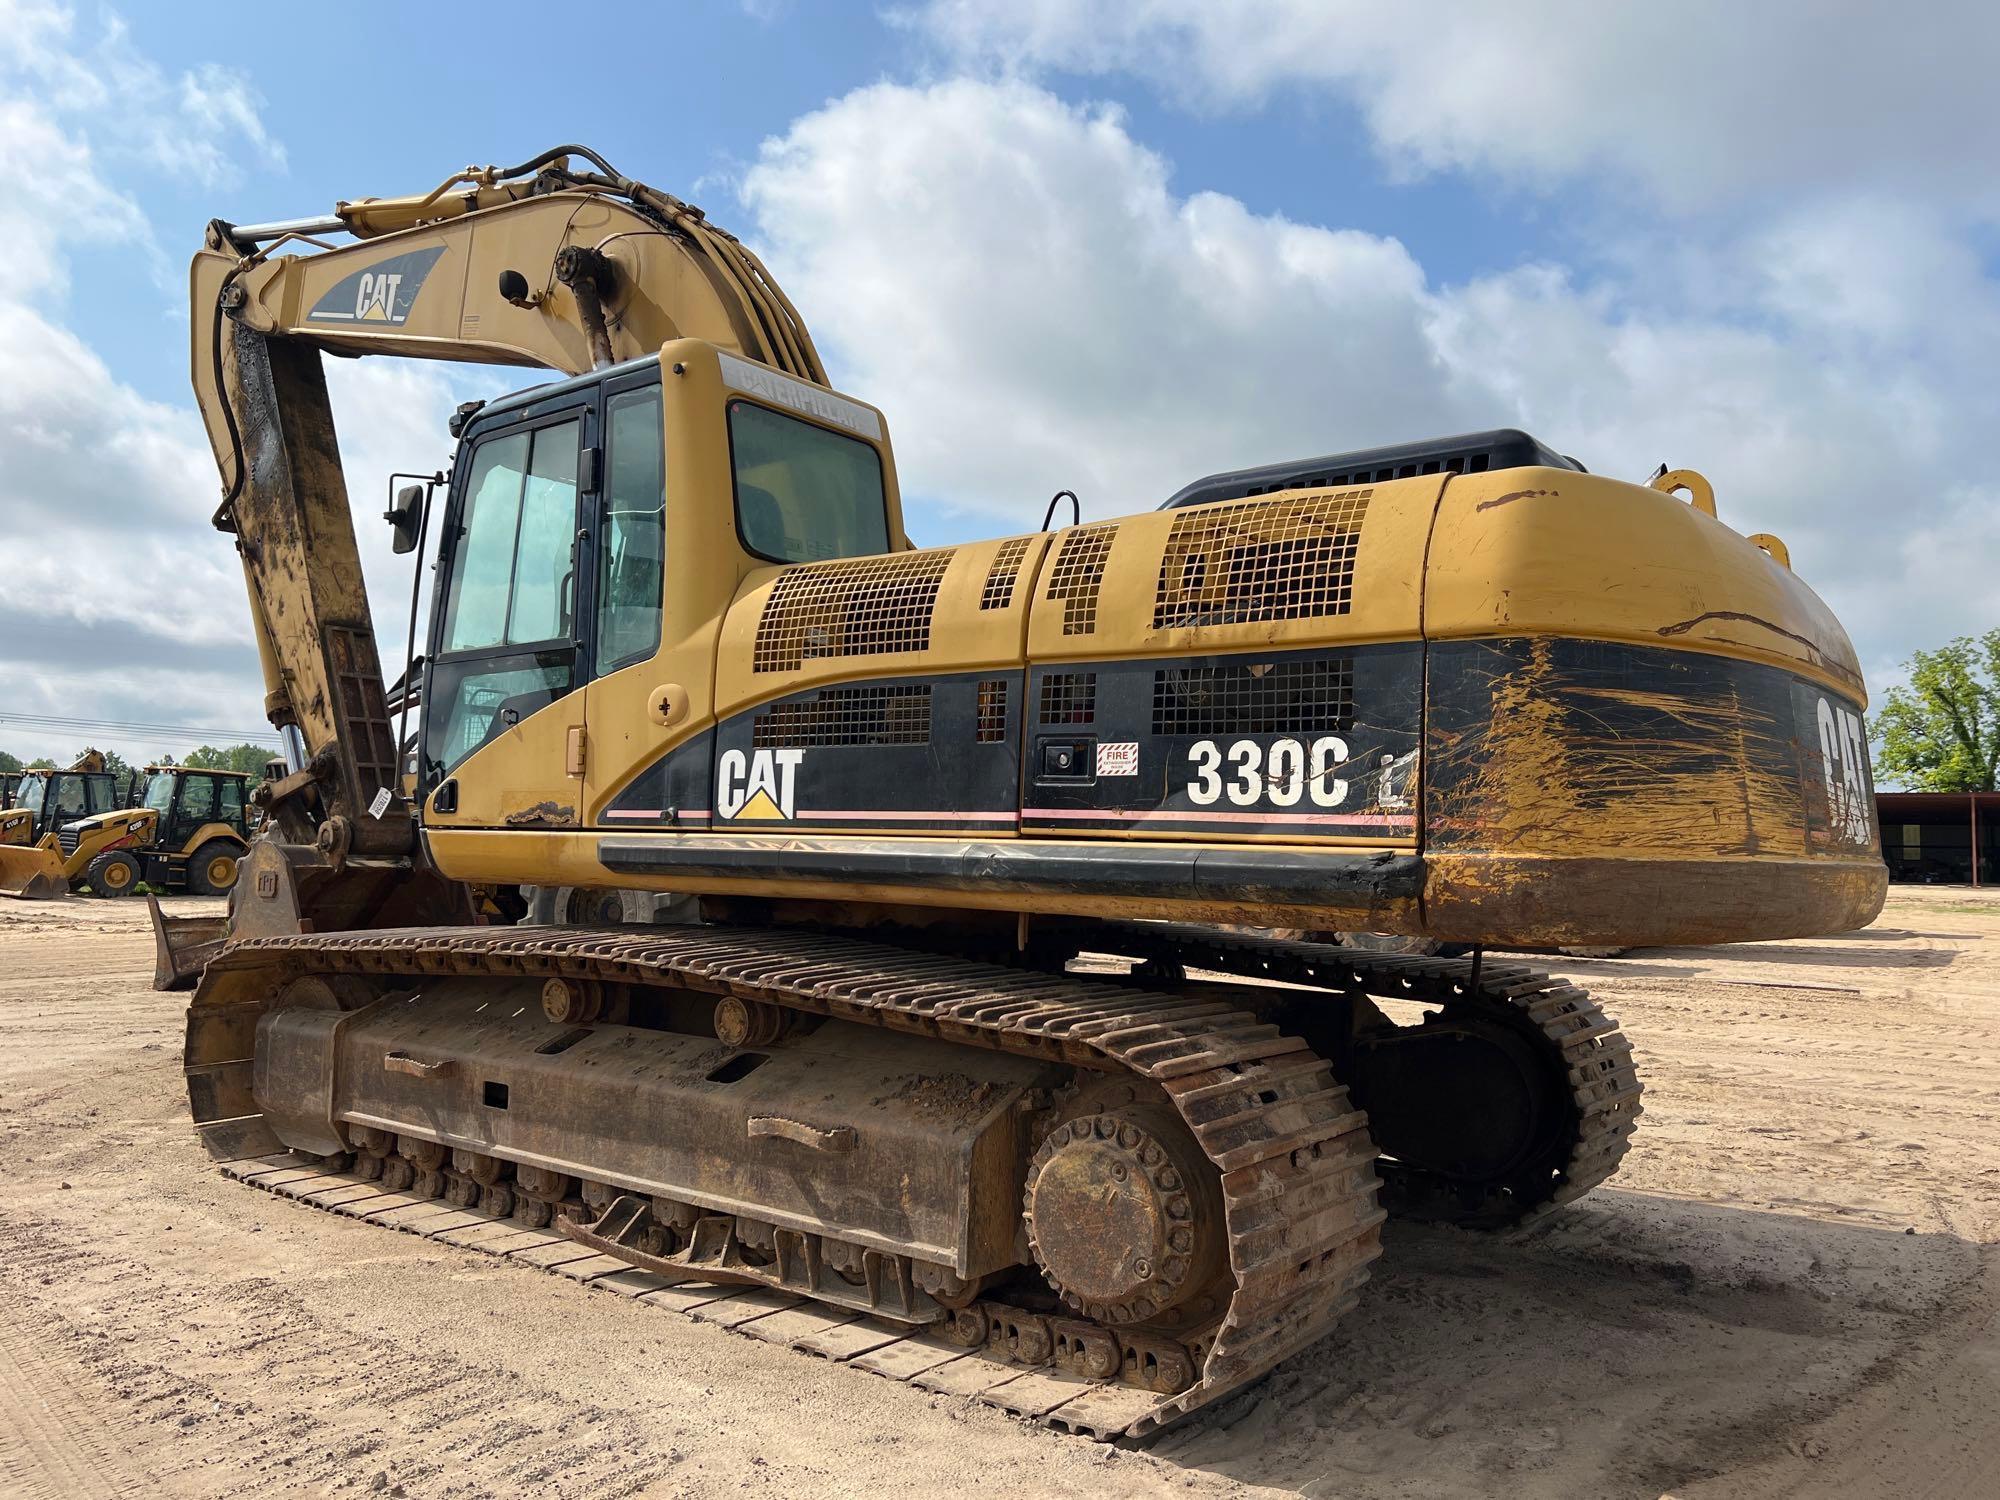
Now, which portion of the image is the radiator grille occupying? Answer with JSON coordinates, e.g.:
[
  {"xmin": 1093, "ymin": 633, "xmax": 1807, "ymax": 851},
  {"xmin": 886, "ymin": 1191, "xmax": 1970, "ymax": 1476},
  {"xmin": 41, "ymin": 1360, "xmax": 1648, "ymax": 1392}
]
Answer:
[
  {"xmin": 980, "ymin": 538, "xmax": 1033, "ymax": 611},
  {"xmin": 1045, "ymin": 524, "xmax": 1118, "ymax": 636},
  {"xmin": 752, "ymin": 685, "xmax": 932, "ymax": 748},
  {"xmin": 1151, "ymin": 658, "xmax": 1353, "ymax": 737},
  {"xmin": 975, "ymin": 679, "xmax": 1009, "ymax": 743},
  {"xmin": 752, "ymin": 550, "xmax": 955, "ymax": 673},
  {"xmin": 1038, "ymin": 672, "xmax": 1097, "ymax": 726},
  {"xmin": 1154, "ymin": 491, "xmax": 1369, "ymax": 629}
]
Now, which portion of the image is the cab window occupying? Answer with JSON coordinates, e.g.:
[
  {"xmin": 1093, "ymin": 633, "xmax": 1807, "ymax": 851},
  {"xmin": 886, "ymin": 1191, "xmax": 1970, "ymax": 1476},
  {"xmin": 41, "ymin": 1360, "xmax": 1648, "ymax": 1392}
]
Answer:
[
  {"xmin": 219, "ymin": 778, "xmax": 245, "ymax": 831},
  {"xmin": 597, "ymin": 386, "xmax": 665, "ymax": 670},
  {"xmin": 54, "ymin": 778, "xmax": 86, "ymax": 819},
  {"xmin": 426, "ymin": 414, "xmax": 584, "ymax": 781},
  {"xmin": 428, "ymin": 657, "xmax": 573, "ymax": 771},
  {"xmin": 440, "ymin": 420, "xmax": 581, "ymax": 651},
  {"xmin": 180, "ymin": 776, "xmax": 217, "ymax": 826},
  {"xmin": 728, "ymin": 401, "xmax": 887, "ymax": 563}
]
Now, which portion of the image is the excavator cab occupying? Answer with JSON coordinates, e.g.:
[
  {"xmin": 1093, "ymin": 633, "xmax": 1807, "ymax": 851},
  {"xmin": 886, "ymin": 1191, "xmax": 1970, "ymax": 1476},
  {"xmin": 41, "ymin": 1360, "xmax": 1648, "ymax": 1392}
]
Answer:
[{"xmin": 0, "ymin": 762, "xmax": 121, "ymax": 844}]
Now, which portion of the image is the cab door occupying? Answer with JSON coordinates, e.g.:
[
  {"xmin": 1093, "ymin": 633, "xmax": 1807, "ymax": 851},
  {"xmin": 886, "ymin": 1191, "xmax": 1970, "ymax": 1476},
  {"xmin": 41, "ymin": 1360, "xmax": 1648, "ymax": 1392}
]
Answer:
[
  {"xmin": 420, "ymin": 398, "xmax": 597, "ymax": 829},
  {"xmin": 170, "ymin": 774, "xmax": 218, "ymax": 849},
  {"xmin": 580, "ymin": 373, "xmax": 689, "ymax": 827}
]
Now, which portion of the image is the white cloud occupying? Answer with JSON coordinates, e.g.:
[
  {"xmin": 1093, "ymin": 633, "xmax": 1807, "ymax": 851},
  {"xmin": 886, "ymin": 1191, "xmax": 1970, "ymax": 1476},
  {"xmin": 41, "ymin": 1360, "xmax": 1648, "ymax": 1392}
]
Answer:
[
  {"xmin": 0, "ymin": 4, "xmax": 538, "ymax": 768},
  {"xmin": 0, "ymin": 2, "xmax": 294, "ymax": 765},
  {"xmin": 902, "ymin": 1, "xmax": 2000, "ymax": 219},
  {"xmin": 741, "ymin": 78, "xmax": 1998, "ymax": 693},
  {"xmin": 0, "ymin": 0, "xmax": 283, "ymax": 187},
  {"xmin": 742, "ymin": 80, "xmax": 1482, "ymax": 527}
]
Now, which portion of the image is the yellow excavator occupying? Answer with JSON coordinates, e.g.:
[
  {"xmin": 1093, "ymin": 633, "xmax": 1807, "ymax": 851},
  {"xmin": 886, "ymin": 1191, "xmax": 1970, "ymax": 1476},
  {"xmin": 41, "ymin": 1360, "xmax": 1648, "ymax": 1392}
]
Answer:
[{"xmin": 166, "ymin": 146, "xmax": 1882, "ymax": 1439}]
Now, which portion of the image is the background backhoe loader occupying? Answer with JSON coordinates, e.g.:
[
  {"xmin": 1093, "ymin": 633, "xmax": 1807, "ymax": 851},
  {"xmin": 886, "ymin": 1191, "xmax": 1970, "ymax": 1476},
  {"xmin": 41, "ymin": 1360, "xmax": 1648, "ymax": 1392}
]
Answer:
[
  {"xmin": 0, "ymin": 750, "xmax": 124, "ymax": 898},
  {"xmin": 1, "ymin": 765, "xmax": 251, "ymax": 900}
]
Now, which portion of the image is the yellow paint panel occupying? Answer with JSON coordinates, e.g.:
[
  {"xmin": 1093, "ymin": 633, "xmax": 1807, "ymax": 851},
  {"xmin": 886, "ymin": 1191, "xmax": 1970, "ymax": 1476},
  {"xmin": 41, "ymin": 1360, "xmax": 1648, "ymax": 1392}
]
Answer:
[
  {"xmin": 1424, "ymin": 468, "xmax": 1865, "ymax": 703},
  {"xmin": 1024, "ymin": 476, "xmax": 1441, "ymax": 663},
  {"xmin": 712, "ymin": 531, "xmax": 1049, "ymax": 721}
]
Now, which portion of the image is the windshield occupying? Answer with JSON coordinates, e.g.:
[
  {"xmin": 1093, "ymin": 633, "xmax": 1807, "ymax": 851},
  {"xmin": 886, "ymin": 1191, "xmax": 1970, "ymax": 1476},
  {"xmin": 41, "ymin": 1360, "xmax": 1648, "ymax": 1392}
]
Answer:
[
  {"xmin": 144, "ymin": 774, "xmax": 175, "ymax": 815},
  {"xmin": 15, "ymin": 775, "xmax": 44, "ymax": 816}
]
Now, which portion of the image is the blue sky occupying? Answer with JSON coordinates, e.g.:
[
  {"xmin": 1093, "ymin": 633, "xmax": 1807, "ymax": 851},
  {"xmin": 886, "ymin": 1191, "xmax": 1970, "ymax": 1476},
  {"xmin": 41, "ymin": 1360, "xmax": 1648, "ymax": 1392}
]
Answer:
[
  {"xmin": 3, "ymin": 0, "xmax": 1997, "ymax": 765},
  {"xmin": 87, "ymin": 1, "xmax": 1554, "ymax": 406}
]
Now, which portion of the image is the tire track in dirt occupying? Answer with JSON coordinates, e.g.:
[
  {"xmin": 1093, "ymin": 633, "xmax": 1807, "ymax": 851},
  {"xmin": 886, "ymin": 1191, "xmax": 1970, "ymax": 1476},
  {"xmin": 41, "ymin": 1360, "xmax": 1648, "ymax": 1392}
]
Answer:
[{"xmin": 0, "ymin": 1301, "xmax": 150, "ymax": 1500}]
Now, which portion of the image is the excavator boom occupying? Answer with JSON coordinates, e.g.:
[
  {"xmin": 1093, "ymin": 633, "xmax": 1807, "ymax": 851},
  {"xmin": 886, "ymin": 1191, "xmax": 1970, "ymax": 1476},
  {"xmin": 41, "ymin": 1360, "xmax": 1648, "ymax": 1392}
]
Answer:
[{"xmin": 192, "ymin": 147, "xmax": 822, "ymax": 863}]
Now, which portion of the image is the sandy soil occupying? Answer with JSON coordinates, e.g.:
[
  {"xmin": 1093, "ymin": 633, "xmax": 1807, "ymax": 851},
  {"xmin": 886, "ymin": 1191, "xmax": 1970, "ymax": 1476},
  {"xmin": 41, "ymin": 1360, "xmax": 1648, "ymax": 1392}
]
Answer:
[{"xmin": 1, "ymin": 889, "xmax": 1995, "ymax": 1499}]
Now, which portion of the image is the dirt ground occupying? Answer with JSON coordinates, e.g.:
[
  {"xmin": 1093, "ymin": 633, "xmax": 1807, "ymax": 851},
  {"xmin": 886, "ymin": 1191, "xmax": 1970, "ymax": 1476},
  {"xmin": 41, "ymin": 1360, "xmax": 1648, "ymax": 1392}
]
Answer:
[{"xmin": 2, "ymin": 890, "xmax": 1996, "ymax": 1499}]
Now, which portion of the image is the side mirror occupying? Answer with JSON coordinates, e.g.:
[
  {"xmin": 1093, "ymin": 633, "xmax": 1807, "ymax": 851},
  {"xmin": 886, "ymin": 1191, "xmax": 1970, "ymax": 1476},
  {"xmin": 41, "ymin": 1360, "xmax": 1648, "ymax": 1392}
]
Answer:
[{"xmin": 387, "ymin": 483, "xmax": 425, "ymax": 555}]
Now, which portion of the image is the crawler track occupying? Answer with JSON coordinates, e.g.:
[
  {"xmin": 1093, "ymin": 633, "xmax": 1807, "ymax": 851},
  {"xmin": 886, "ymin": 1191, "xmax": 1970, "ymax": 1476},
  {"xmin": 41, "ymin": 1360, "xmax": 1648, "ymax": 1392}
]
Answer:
[
  {"xmin": 1088, "ymin": 927, "xmax": 1645, "ymax": 1227},
  {"xmin": 184, "ymin": 924, "xmax": 1638, "ymax": 1437},
  {"xmin": 188, "ymin": 925, "xmax": 1386, "ymax": 1438}
]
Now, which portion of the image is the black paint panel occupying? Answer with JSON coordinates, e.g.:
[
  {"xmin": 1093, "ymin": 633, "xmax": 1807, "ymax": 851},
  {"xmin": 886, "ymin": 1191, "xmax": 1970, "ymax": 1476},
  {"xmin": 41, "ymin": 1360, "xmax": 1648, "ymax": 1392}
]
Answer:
[
  {"xmin": 1022, "ymin": 644, "xmax": 1423, "ymax": 839},
  {"xmin": 700, "ymin": 672, "xmax": 1022, "ymax": 834},
  {"xmin": 601, "ymin": 728, "xmax": 715, "ymax": 828}
]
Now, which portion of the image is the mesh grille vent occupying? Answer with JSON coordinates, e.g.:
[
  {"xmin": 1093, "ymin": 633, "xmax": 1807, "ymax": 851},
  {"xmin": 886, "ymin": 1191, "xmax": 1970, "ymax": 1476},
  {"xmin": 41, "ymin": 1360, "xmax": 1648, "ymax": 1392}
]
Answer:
[
  {"xmin": 1154, "ymin": 491, "xmax": 1370, "ymax": 629},
  {"xmin": 752, "ymin": 550, "xmax": 955, "ymax": 673},
  {"xmin": 1151, "ymin": 658, "xmax": 1353, "ymax": 737},
  {"xmin": 1045, "ymin": 524, "xmax": 1118, "ymax": 635},
  {"xmin": 1038, "ymin": 672, "xmax": 1097, "ymax": 725},
  {"xmin": 752, "ymin": 685, "xmax": 932, "ymax": 748},
  {"xmin": 980, "ymin": 538, "xmax": 1033, "ymax": 610},
  {"xmin": 975, "ymin": 679, "xmax": 1009, "ymax": 743}
]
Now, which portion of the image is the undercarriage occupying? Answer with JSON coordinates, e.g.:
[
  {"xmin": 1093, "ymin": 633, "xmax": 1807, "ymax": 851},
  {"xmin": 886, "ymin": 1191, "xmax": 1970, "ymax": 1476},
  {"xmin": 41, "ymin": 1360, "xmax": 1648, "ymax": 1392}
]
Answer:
[{"xmin": 186, "ymin": 923, "xmax": 1641, "ymax": 1438}]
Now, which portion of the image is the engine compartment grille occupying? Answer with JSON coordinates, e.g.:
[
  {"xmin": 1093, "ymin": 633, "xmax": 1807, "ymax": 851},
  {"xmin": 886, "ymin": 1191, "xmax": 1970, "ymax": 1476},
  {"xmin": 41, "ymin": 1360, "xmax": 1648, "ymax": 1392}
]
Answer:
[
  {"xmin": 1154, "ymin": 491, "xmax": 1369, "ymax": 629},
  {"xmin": 1151, "ymin": 658, "xmax": 1354, "ymax": 737},
  {"xmin": 753, "ymin": 550, "xmax": 955, "ymax": 673},
  {"xmin": 1045, "ymin": 525, "xmax": 1118, "ymax": 636},
  {"xmin": 752, "ymin": 685, "xmax": 933, "ymax": 748}
]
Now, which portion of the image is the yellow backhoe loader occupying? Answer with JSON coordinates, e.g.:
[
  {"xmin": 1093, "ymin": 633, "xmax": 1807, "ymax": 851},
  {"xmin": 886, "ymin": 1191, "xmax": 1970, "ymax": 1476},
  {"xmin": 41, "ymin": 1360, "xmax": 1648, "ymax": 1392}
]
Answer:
[
  {"xmin": 1, "ymin": 764, "xmax": 251, "ymax": 900},
  {"xmin": 0, "ymin": 750, "xmax": 126, "ymax": 898},
  {"xmin": 0, "ymin": 771, "xmax": 19, "ymax": 808},
  {"xmin": 162, "ymin": 146, "xmax": 1881, "ymax": 1439}
]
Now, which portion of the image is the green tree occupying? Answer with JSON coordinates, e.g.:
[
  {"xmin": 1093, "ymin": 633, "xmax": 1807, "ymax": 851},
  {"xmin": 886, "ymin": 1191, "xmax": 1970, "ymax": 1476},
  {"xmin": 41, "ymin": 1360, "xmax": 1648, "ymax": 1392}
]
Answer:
[
  {"xmin": 0, "ymin": 750, "xmax": 20, "ymax": 774},
  {"xmin": 1872, "ymin": 629, "xmax": 2000, "ymax": 792},
  {"xmin": 26, "ymin": 757, "xmax": 56, "ymax": 770},
  {"xmin": 182, "ymin": 743, "xmax": 275, "ymax": 777}
]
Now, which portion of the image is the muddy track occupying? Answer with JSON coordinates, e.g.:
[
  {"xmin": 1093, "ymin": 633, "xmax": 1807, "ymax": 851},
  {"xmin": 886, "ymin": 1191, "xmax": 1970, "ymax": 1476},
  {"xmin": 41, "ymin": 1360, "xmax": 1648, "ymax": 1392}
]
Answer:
[{"xmin": 189, "ymin": 923, "xmax": 1398, "ymax": 1437}]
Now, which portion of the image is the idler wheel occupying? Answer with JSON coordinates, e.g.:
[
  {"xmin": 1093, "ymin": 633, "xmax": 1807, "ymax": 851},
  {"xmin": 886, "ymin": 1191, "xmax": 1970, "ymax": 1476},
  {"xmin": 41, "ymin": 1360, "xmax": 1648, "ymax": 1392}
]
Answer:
[{"xmin": 1023, "ymin": 1106, "xmax": 1225, "ymax": 1324}]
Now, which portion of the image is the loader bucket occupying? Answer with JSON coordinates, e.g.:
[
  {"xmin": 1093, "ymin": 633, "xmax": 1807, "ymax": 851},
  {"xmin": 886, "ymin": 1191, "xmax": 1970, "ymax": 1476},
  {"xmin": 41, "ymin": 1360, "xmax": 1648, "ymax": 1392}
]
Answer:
[
  {"xmin": 0, "ymin": 844, "xmax": 67, "ymax": 900},
  {"xmin": 149, "ymin": 894, "xmax": 229, "ymax": 991}
]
